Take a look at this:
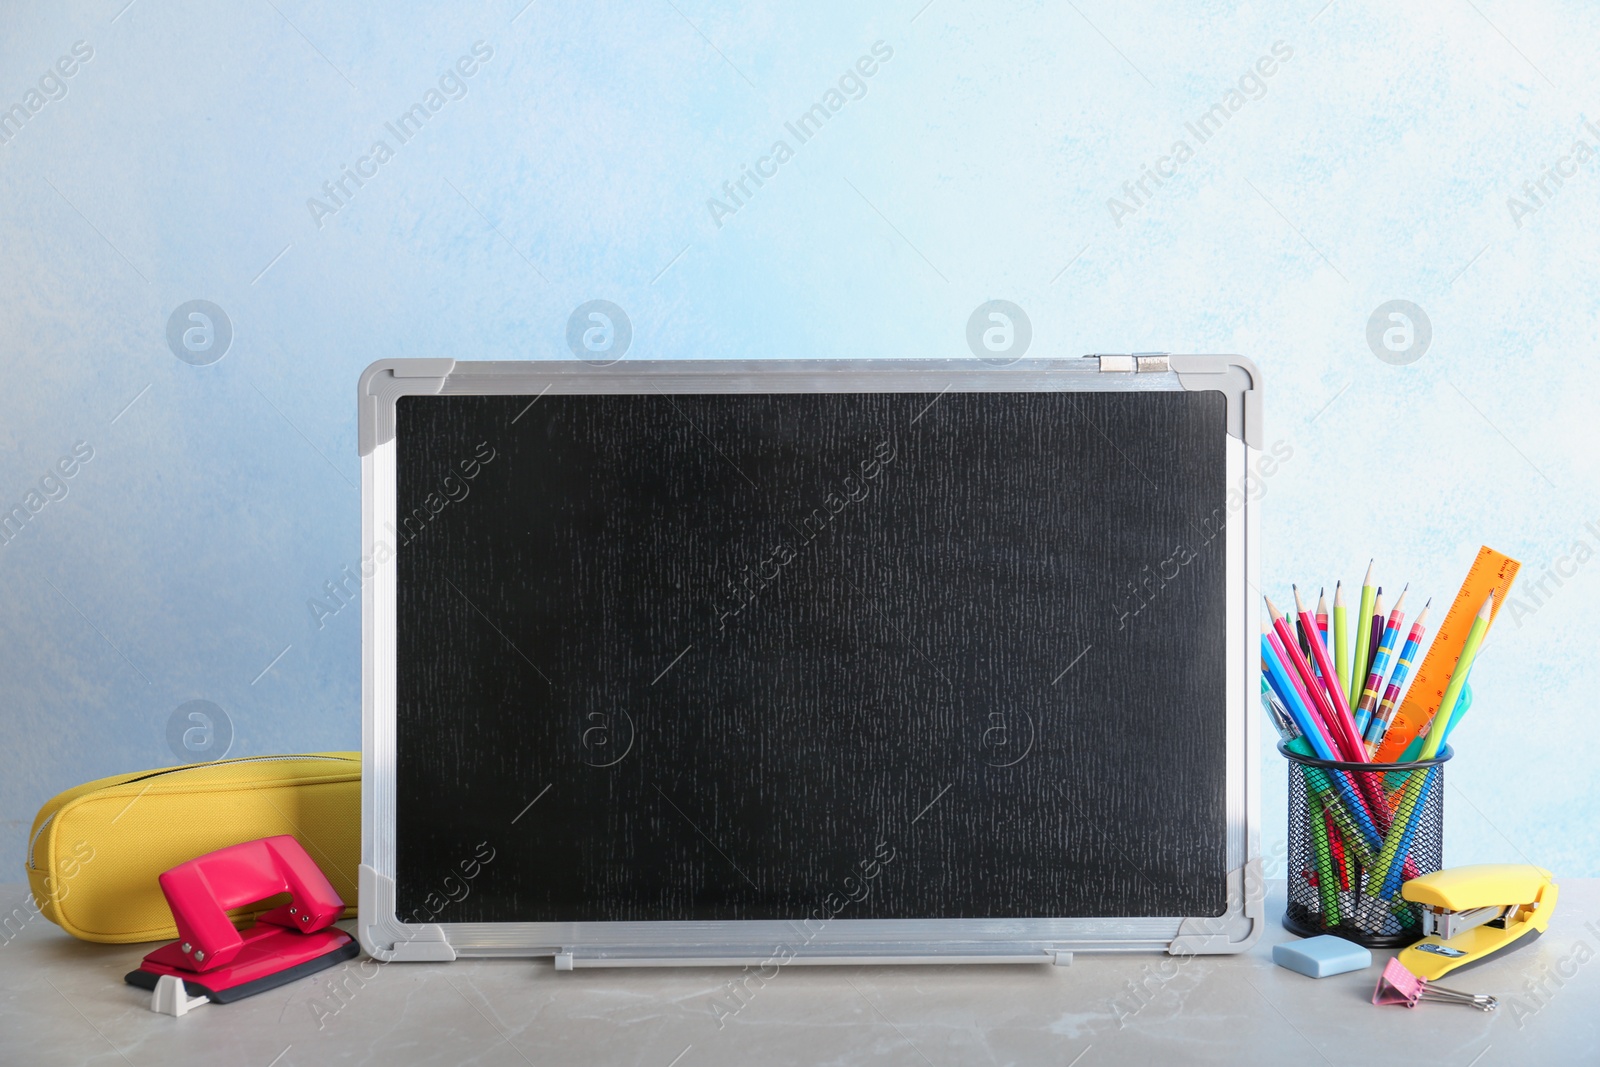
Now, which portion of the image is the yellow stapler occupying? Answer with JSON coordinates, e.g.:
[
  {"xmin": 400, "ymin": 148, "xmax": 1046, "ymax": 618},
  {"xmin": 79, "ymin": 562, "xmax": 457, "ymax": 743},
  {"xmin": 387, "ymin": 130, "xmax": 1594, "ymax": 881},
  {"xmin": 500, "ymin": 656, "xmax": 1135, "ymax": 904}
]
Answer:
[{"xmin": 1398, "ymin": 864, "xmax": 1558, "ymax": 981}]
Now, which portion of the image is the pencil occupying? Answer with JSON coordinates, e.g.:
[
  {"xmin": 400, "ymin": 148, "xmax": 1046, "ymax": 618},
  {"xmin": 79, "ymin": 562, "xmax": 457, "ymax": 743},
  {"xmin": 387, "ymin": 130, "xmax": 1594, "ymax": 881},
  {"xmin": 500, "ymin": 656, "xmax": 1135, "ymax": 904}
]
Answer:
[
  {"xmin": 1284, "ymin": 588, "xmax": 1366, "ymax": 762},
  {"xmin": 1421, "ymin": 591, "xmax": 1493, "ymax": 760},
  {"xmin": 1353, "ymin": 586, "xmax": 1407, "ymax": 741},
  {"xmin": 1364, "ymin": 599, "xmax": 1431, "ymax": 756},
  {"xmin": 1297, "ymin": 616, "xmax": 1318, "ymax": 682},
  {"xmin": 1365, "ymin": 589, "xmax": 1385, "ymax": 681},
  {"xmin": 1310, "ymin": 792, "xmax": 1341, "ymax": 923},
  {"xmin": 1348, "ymin": 561, "xmax": 1376, "ymax": 707},
  {"xmin": 1328, "ymin": 810, "xmax": 1350, "ymax": 892},
  {"xmin": 1333, "ymin": 580, "xmax": 1351, "ymax": 704},
  {"xmin": 1262, "ymin": 635, "xmax": 1383, "ymax": 851},
  {"xmin": 1265, "ymin": 673, "xmax": 1341, "ymax": 923},
  {"xmin": 1266, "ymin": 629, "xmax": 1339, "ymax": 757},
  {"xmin": 1315, "ymin": 588, "xmax": 1331, "ymax": 694},
  {"xmin": 1371, "ymin": 592, "xmax": 1495, "ymax": 897}
]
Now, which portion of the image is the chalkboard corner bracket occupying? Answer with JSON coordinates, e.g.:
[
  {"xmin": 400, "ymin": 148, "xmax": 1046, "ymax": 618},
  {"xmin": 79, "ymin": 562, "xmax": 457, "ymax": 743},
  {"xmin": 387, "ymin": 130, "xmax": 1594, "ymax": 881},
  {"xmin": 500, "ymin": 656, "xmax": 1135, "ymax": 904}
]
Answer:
[
  {"xmin": 358, "ymin": 863, "xmax": 459, "ymax": 962},
  {"xmin": 358, "ymin": 359, "xmax": 457, "ymax": 457},
  {"xmin": 1165, "ymin": 855, "xmax": 1265, "ymax": 956},
  {"xmin": 1170, "ymin": 354, "xmax": 1262, "ymax": 451}
]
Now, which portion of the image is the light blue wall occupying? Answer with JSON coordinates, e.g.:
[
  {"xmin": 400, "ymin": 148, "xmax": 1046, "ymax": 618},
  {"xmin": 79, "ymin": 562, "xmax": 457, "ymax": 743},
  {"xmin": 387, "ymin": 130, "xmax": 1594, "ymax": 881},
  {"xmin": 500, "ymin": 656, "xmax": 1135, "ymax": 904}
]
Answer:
[{"xmin": 4, "ymin": 1, "xmax": 1596, "ymax": 879}]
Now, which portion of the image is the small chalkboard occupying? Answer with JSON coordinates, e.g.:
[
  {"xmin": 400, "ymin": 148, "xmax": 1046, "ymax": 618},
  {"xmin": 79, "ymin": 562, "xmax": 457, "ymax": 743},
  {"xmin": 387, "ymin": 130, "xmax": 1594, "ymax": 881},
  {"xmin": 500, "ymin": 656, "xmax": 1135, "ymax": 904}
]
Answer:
[{"xmin": 359, "ymin": 358, "xmax": 1264, "ymax": 966}]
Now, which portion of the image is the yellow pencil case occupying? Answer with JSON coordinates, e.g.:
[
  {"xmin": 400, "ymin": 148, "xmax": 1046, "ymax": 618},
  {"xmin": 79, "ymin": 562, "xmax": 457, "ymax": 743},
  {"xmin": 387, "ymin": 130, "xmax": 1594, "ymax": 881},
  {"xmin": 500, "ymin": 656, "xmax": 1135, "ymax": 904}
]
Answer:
[{"xmin": 26, "ymin": 752, "xmax": 359, "ymax": 944}]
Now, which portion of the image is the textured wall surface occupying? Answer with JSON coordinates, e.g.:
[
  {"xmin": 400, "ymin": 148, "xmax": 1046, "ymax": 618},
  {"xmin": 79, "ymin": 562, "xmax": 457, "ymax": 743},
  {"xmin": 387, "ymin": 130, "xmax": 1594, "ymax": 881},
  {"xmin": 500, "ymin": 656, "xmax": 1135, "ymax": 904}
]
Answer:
[{"xmin": 3, "ymin": 2, "xmax": 1596, "ymax": 885}]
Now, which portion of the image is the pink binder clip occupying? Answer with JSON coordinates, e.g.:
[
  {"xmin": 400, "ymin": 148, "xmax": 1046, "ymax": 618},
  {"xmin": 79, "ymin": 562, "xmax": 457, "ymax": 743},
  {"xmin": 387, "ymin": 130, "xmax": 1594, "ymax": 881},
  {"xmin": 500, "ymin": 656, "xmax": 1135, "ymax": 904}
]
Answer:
[{"xmin": 1373, "ymin": 957, "xmax": 1496, "ymax": 1012}]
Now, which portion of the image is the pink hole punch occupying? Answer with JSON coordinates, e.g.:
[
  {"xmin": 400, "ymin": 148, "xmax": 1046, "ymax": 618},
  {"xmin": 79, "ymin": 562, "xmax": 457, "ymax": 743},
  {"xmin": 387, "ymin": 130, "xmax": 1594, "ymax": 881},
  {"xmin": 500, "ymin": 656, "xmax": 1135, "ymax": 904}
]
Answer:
[{"xmin": 125, "ymin": 835, "xmax": 359, "ymax": 1015}]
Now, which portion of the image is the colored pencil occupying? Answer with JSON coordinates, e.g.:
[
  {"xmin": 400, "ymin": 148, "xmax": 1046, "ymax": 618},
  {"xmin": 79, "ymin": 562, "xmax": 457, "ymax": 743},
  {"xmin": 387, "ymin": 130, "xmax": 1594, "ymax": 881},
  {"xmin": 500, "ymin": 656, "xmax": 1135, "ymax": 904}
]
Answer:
[
  {"xmin": 1329, "ymin": 811, "xmax": 1350, "ymax": 891},
  {"xmin": 1262, "ymin": 677, "xmax": 1340, "ymax": 919},
  {"xmin": 1315, "ymin": 589, "xmax": 1332, "ymax": 695},
  {"xmin": 1282, "ymin": 588, "xmax": 1409, "ymax": 838},
  {"xmin": 1262, "ymin": 635, "xmax": 1384, "ymax": 850},
  {"xmin": 1311, "ymin": 793, "xmax": 1341, "ymax": 922},
  {"xmin": 1371, "ymin": 593, "xmax": 1494, "ymax": 897},
  {"xmin": 1260, "ymin": 673, "xmax": 1380, "ymax": 856},
  {"xmin": 1284, "ymin": 587, "xmax": 1401, "ymax": 828},
  {"xmin": 1265, "ymin": 632, "xmax": 1338, "ymax": 757},
  {"xmin": 1298, "ymin": 616, "xmax": 1319, "ymax": 682},
  {"xmin": 1285, "ymin": 588, "xmax": 1366, "ymax": 763},
  {"xmin": 1368, "ymin": 764, "xmax": 1440, "ymax": 904},
  {"xmin": 1266, "ymin": 601, "xmax": 1343, "ymax": 747},
  {"xmin": 1366, "ymin": 591, "xmax": 1385, "ymax": 680},
  {"xmin": 1348, "ymin": 561, "xmax": 1376, "ymax": 706},
  {"xmin": 1333, "ymin": 580, "xmax": 1351, "ymax": 705},
  {"xmin": 1353, "ymin": 586, "xmax": 1407, "ymax": 741},
  {"xmin": 1364, "ymin": 599, "xmax": 1430, "ymax": 756},
  {"xmin": 1421, "ymin": 591, "xmax": 1493, "ymax": 760}
]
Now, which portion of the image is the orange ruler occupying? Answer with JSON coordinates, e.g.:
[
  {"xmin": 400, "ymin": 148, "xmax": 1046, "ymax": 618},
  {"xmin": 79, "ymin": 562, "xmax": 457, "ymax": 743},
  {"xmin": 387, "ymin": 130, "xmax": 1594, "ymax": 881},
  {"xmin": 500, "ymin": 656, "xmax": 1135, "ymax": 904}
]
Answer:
[{"xmin": 1372, "ymin": 545, "xmax": 1520, "ymax": 762}]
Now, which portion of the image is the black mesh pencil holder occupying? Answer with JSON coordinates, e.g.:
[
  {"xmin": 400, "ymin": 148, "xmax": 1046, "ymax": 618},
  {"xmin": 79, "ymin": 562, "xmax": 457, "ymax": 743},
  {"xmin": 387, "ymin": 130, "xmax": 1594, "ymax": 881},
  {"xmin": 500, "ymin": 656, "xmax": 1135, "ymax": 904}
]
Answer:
[{"xmin": 1280, "ymin": 741, "xmax": 1451, "ymax": 949}]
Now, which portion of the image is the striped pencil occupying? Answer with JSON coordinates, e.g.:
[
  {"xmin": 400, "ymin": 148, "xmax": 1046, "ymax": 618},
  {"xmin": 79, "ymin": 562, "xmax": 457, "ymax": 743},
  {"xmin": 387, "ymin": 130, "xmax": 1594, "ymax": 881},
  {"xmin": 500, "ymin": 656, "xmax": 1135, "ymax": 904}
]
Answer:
[
  {"xmin": 1353, "ymin": 585, "xmax": 1407, "ymax": 740},
  {"xmin": 1315, "ymin": 589, "xmax": 1332, "ymax": 695},
  {"xmin": 1364, "ymin": 599, "xmax": 1431, "ymax": 756},
  {"xmin": 1370, "ymin": 593, "xmax": 1494, "ymax": 898},
  {"xmin": 1366, "ymin": 590, "xmax": 1386, "ymax": 681}
]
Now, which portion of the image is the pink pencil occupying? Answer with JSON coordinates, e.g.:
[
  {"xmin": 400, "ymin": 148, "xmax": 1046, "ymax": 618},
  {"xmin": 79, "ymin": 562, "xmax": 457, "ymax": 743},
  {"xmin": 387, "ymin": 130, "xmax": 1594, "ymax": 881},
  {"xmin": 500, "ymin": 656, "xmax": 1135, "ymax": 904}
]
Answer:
[
  {"xmin": 1268, "ymin": 626, "xmax": 1338, "ymax": 755},
  {"xmin": 1315, "ymin": 589, "xmax": 1338, "ymax": 705},
  {"xmin": 1266, "ymin": 595, "xmax": 1360, "ymax": 761},
  {"xmin": 1269, "ymin": 615, "xmax": 1392, "ymax": 850},
  {"xmin": 1290, "ymin": 586, "xmax": 1369, "ymax": 763}
]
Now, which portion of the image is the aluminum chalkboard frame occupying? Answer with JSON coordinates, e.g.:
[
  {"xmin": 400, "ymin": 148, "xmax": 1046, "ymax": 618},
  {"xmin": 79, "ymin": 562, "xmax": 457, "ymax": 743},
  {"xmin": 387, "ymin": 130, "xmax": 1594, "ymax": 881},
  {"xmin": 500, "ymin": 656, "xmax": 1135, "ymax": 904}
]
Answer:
[{"xmin": 358, "ymin": 356, "xmax": 1263, "ymax": 967}]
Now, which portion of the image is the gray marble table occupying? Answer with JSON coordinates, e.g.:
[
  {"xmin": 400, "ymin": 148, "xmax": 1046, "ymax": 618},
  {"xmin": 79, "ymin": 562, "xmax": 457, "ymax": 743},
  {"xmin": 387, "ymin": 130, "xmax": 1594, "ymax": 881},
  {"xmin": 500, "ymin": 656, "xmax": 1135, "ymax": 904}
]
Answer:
[{"xmin": 3, "ymin": 881, "xmax": 1595, "ymax": 1066}]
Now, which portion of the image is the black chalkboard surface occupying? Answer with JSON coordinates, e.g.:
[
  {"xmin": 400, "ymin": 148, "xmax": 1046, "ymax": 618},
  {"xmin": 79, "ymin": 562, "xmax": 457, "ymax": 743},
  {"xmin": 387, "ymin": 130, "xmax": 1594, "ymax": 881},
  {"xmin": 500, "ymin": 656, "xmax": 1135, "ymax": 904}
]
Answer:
[{"xmin": 393, "ymin": 389, "xmax": 1229, "ymax": 924}]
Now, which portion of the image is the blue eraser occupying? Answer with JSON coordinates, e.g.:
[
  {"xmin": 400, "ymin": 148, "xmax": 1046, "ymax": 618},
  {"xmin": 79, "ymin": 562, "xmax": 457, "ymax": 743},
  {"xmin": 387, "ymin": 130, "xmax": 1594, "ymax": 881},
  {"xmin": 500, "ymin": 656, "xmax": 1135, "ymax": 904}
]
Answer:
[{"xmin": 1272, "ymin": 935, "xmax": 1372, "ymax": 978}]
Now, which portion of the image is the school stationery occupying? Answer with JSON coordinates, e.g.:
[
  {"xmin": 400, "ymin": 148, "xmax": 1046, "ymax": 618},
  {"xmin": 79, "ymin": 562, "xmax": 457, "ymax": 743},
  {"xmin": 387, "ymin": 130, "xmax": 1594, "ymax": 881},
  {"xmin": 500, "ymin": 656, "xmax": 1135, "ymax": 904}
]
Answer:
[
  {"xmin": 1396, "ymin": 864, "xmax": 1558, "ymax": 981},
  {"xmin": 1259, "ymin": 671, "xmax": 1380, "ymax": 854},
  {"xmin": 126, "ymin": 836, "xmax": 359, "ymax": 1015},
  {"xmin": 1373, "ymin": 957, "xmax": 1497, "ymax": 1011},
  {"xmin": 1272, "ymin": 934, "xmax": 1371, "ymax": 978},
  {"xmin": 1315, "ymin": 589, "xmax": 1330, "ymax": 659},
  {"xmin": 1364, "ymin": 601, "xmax": 1430, "ymax": 755},
  {"xmin": 1371, "ymin": 595, "xmax": 1494, "ymax": 902},
  {"xmin": 1353, "ymin": 587, "xmax": 1406, "ymax": 740},
  {"xmin": 27, "ymin": 753, "xmax": 359, "ymax": 944},
  {"xmin": 1372, "ymin": 547, "xmax": 1519, "ymax": 762},
  {"xmin": 1365, "ymin": 592, "xmax": 1385, "ymax": 680},
  {"xmin": 1278, "ymin": 592, "xmax": 1363, "ymax": 763},
  {"xmin": 1348, "ymin": 561, "xmax": 1376, "ymax": 706},
  {"xmin": 359, "ymin": 356, "xmax": 1265, "ymax": 967},
  {"xmin": 1421, "ymin": 593, "xmax": 1492, "ymax": 759},
  {"xmin": 1333, "ymin": 581, "xmax": 1351, "ymax": 702}
]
